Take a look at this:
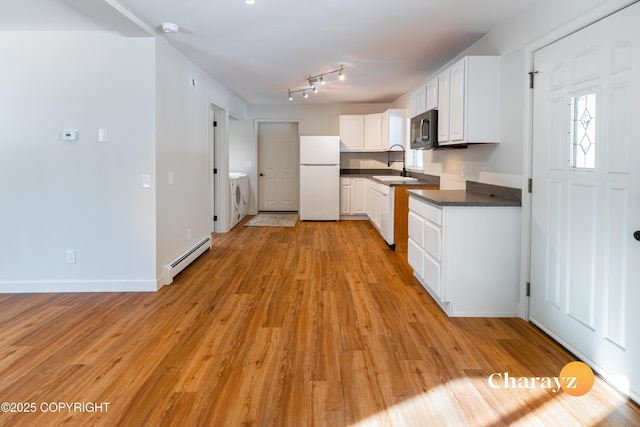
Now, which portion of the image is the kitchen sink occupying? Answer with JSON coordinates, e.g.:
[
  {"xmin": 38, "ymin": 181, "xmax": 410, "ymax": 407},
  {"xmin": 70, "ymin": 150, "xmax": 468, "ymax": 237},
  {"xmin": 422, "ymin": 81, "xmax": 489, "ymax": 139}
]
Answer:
[{"xmin": 372, "ymin": 175, "xmax": 418, "ymax": 182}]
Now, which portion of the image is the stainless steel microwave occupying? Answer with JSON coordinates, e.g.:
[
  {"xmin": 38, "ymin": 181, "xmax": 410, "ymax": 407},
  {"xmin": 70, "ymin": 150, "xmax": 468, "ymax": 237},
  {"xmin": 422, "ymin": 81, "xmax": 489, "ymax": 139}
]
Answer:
[{"xmin": 410, "ymin": 109, "xmax": 438, "ymax": 150}]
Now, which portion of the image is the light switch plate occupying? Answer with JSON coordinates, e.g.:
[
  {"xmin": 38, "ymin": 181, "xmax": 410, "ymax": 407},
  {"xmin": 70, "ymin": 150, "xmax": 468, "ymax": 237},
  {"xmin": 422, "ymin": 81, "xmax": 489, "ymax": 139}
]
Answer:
[{"xmin": 98, "ymin": 128, "xmax": 108, "ymax": 143}]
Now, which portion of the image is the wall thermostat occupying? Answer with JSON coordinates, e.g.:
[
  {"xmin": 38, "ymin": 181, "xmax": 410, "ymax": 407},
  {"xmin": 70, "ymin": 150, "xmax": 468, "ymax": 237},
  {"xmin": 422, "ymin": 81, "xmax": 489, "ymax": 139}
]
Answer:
[{"xmin": 62, "ymin": 129, "xmax": 78, "ymax": 141}]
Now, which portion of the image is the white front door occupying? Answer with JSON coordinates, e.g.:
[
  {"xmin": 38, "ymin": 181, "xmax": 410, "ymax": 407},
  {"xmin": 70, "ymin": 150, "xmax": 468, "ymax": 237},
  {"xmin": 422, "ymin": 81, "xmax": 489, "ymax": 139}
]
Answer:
[
  {"xmin": 258, "ymin": 122, "xmax": 299, "ymax": 212},
  {"xmin": 530, "ymin": 2, "xmax": 640, "ymax": 401}
]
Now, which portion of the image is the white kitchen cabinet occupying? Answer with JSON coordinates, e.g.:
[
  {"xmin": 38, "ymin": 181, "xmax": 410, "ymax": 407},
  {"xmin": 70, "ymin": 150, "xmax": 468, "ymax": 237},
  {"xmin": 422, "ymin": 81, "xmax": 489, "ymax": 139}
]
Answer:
[
  {"xmin": 437, "ymin": 71, "xmax": 450, "ymax": 143},
  {"xmin": 382, "ymin": 109, "xmax": 406, "ymax": 149},
  {"xmin": 340, "ymin": 178, "xmax": 352, "ymax": 215},
  {"xmin": 367, "ymin": 180, "xmax": 381, "ymax": 230},
  {"xmin": 415, "ymin": 85, "xmax": 427, "ymax": 116},
  {"xmin": 408, "ymin": 194, "xmax": 520, "ymax": 317},
  {"xmin": 409, "ymin": 91, "xmax": 418, "ymax": 118},
  {"xmin": 363, "ymin": 114, "xmax": 383, "ymax": 151},
  {"xmin": 425, "ymin": 78, "xmax": 438, "ymax": 111},
  {"xmin": 339, "ymin": 115, "xmax": 364, "ymax": 151},
  {"xmin": 379, "ymin": 184, "xmax": 393, "ymax": 245},
  {"xmin": 340, "ymin": 109, "xmax": 406, "ymax": 152},
  {"xmin": 340, "ymin": 177, "xmax": 367, "ymax": 216},
  {"xmin": 352, "ymin": 178, "xmax": 367, "ymax": 214},
  {"xmin": 437, "ymin": 56, "xmax": 501, "ymax": 145}
]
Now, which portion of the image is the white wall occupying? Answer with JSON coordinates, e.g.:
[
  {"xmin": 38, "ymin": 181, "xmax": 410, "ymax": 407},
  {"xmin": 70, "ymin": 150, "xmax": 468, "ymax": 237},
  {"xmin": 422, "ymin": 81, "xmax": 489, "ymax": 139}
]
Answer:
[
  {"xmin": 0, "ymin": 31, "xmax": 157, "ymax": 292},
  {"xmin": 0, "ymin": 29, "xmax": 248, "ymax": 292},
  {"xmin": 155, "ymin": 36, "xmax": 247, "ymax": 276}
]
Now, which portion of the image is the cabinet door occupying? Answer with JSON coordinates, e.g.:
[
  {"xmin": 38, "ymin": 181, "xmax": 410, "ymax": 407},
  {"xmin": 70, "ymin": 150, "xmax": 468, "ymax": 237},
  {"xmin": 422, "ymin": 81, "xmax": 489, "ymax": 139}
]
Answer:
[
  {"xmin": 352, "ymin": 178, "xmax": 367, "ymax": 214},
  {"xmin": 409, "ymin": 91, "xmax": 418, "ymax": 117},
  {"xmin": 424, "ymin": 221, "xmax": 442, "ymax": 261},
  {"xmin": 415, "ymin": 85, "xmax": 427, "ymax": 116},
  {"xmin": 424, "ymin": 253, "xmax": 442, "ymax": 299},
  {"xmin": 340, "ymin": 179, "xmax": 351, "ymax": 215},
  {"xmin": 364, "ymin": 113, "xmax": 383, "ymax": 151},
  {"xmin": 425, "ymin": 78, "xmax": 438, "ymax": 111},
  {"xmin": 449, "ymin": 58, "xmax": 466, "ymax": 142},
  {"xmin": 408, "ymin": 211, "xmax": 425, "ymax": 247},
  {"xmin": 339, "ymin": 115, "xmax": 364, "ymax": 151},
  {"xmin": 408, "ymin": 238, "xmax": 424, "ymax": 280},
  {"xmin": 437, "ymin": 72, "xmax": 450, "ymax": 142},
  {"xmin": 386, "ymin": 109, "xmax": 406, "ymax": 149}
]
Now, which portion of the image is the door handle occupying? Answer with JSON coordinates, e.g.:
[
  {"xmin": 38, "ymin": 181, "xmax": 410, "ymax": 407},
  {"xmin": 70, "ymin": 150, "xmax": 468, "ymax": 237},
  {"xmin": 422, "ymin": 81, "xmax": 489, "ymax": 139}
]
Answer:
[
  {"xmin": 634, "ymin": 231, "xmax": 640, "ymax": 241},
  {"xmin": 259, "ymin": 173, "xmax": 265, "ymax": 176}
]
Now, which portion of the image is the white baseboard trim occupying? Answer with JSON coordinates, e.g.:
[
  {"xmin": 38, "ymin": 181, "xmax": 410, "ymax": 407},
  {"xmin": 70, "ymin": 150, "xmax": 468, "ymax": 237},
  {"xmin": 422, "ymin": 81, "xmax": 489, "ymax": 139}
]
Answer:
[{"xmin": 0, "ymin": 279, "xmax": 161, "ymax": 293}]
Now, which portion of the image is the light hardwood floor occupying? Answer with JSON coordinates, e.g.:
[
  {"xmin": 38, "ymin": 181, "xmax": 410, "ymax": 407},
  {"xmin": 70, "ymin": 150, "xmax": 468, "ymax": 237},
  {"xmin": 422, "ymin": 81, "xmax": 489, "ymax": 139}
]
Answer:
[{"xmin": 0, "ymin": 219, "xmax": 638, "ymax": 426}]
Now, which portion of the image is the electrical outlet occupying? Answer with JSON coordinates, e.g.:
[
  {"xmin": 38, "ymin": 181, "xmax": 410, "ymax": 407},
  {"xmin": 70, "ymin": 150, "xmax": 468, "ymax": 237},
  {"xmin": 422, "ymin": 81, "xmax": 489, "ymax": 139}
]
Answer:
[{"xmin": 66, "ymin": 249, "xmax": 76, "ymax": 264}]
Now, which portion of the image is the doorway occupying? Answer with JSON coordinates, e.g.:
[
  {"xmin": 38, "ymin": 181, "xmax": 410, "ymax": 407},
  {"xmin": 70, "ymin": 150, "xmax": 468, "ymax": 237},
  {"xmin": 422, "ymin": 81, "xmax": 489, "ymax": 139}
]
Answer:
[
  {"xmin": 529, "ymin": 2, "xmax": 640, "ymax": 401},
  {"xmin": 210, "ymin": 104, "xmax": 229, "ymax": 233},
  {"xmin": 257, "ymin": 122, "xmax": 300, "ymax": 212}
]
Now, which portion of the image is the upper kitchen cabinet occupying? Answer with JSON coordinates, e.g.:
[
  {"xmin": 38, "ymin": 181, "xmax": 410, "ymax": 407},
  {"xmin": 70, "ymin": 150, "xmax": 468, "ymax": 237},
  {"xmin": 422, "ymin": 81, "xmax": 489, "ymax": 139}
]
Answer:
[
  {"xmin": 437, "ymin": 56, "xmax": 501, "ymax": 146},
  {"xmin": 410, "ymin": 79, "xmax": 437, "ymax": 118},
  {"xmin": 363, "ymin": 113, "xmax": 383, "ymax": 151},
  {"xmin": 339, "ymin": 109, "xmax": 406, "ymax": 152},
  {"xmin": 339, "ymin": 115, "xmax": 364, "ymax": 151},
  {"xmin": 410, "ymin": 85, "xmax": 427, "ymax": 117},
  {"xmin": 425, "ymin": 78, "xmax": 438, "ymax": 112}
]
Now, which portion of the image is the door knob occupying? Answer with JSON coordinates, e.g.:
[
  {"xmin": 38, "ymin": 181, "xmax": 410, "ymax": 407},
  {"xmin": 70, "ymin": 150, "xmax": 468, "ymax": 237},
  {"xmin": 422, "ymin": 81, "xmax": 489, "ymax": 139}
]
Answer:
[
  {"xmin": 259, "ymin": 173, "xmax": 265, "ymax": 176},
  {"xmin": 634, "ymin": 231, "xmax": 640, "ymax": 241}
]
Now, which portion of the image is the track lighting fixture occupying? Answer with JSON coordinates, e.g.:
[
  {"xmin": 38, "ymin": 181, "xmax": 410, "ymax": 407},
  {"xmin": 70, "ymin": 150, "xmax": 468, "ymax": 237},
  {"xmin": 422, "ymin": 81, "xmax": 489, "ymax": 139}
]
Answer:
[{"xmin": 287, "ymin": 65, "xmax": 345, "ymax": 101}]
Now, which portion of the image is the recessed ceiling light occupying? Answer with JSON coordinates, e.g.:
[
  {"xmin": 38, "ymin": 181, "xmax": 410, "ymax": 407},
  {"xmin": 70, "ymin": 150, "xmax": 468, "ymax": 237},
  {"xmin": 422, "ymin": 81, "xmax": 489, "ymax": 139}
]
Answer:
[{"xmin": 246, "ymin": 0, "xmax": 255, "ymax": 4}]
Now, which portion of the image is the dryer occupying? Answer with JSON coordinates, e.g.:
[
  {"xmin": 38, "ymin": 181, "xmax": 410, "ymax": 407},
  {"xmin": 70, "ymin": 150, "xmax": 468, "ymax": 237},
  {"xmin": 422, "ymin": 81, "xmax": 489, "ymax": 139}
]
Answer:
[{"xmin": 229, "ymin": 173, "xmax": 242, "ymax": 229}]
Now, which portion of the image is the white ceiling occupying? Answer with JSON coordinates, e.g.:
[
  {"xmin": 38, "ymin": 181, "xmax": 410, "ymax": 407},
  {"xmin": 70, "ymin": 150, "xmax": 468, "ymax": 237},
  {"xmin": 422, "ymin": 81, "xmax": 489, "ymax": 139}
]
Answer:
[{"xmin": 2, "ymin": 0, "xmax": 536, "ymax": 105}]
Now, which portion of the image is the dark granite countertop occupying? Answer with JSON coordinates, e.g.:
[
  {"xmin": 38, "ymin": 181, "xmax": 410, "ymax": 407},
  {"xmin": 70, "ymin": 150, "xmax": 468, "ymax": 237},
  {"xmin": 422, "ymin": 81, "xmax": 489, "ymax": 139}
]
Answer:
[
  {"xmin": 408, "ymin": 181, "xmax": 522, "ymax": 207},
  {"xmin": 340, "ymin": 169, "xmax": 440, "ymax": 187}
]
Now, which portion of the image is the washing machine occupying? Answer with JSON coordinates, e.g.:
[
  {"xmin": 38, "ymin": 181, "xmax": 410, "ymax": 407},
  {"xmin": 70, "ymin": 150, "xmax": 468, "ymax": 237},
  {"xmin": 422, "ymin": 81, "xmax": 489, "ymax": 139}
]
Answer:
[{"xmin": 229, "ymin": 172, "xmax": 243, "ymax": 229}]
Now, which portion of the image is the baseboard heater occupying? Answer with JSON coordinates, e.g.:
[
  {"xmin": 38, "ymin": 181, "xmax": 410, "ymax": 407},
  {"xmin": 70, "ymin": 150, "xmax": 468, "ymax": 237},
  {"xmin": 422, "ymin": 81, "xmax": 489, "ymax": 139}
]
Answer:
[{"xmin": 163, "ymin": 236, "xmax": 211, "ymax": 285}]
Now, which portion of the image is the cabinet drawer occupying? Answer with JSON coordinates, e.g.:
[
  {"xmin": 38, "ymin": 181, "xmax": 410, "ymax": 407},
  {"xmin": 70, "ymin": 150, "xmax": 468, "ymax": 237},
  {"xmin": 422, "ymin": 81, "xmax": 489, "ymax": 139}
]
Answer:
[
  {"xmin": 407, "ymin": 238, "xmax": 424, "ymax": 280},
  {"xmin": 425, "ymin": 203, "xmax": 442, "ymax": 226},
  {"xmin": 424, "ymin": 253, "xmax": 442, "ymax": 300},
  {"xmin": 425, "ymin": 221, "xmax": 441, "ymax": 261},
  {"xmin": 408, "ymin": 196, "xmax": 426, "ymax": 217},
  {"xmin": 408, "ymin": 211, "xmax": 425, "ymax": 248}
]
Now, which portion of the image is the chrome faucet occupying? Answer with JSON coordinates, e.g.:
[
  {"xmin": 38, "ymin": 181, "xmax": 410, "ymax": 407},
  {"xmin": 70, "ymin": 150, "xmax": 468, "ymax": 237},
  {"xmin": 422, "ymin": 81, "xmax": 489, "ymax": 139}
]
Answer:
[{"xmin": 387, "ymin": 144, "xmax": 407, "ymax": 177}]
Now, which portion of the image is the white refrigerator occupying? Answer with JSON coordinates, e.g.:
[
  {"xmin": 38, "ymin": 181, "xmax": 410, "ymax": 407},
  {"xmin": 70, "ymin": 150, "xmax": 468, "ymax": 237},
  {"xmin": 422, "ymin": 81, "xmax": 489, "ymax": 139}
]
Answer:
[{"xmin": 299, "ymin": 136, "xmax": 340, "ymax": 221}]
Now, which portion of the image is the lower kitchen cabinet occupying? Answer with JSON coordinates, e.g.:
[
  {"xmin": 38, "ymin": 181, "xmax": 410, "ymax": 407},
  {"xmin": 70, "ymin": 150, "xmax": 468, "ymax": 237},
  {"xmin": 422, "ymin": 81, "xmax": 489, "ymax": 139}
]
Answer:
[
  {"xmin": 340, "ymin": 177, "xmax": 367, "ymax": 216},
  {"xmin": 408, "ymin": 194, "xmax": 520, "ymax": 317}
]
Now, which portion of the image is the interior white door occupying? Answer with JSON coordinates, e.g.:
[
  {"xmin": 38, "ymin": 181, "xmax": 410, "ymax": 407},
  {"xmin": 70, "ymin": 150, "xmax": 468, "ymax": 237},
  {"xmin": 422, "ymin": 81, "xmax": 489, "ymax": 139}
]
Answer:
[
  {"xmin": 530, "ymin": 2, "xmax": 640, "ymax": 402},
  {"xmin": 258, "ymin": 122, "xmax": 299, "ymax": 212}
]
